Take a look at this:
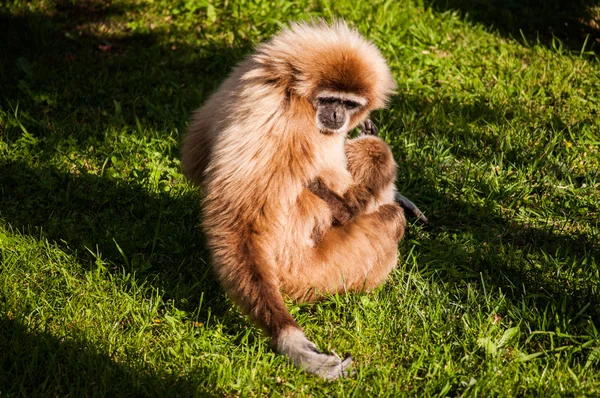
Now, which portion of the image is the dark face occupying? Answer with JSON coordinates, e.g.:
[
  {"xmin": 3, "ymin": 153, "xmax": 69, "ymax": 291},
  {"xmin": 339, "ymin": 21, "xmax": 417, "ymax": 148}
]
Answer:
[{"xmin": 314, "ymin": 95, "xmax": 364, "ymax": 134}]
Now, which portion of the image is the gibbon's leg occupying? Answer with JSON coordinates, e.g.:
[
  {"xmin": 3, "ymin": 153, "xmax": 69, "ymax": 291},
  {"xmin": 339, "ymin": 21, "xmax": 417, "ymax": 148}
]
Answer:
[
  {"xmin": 215, "ymin": 232, "xmax": 353, "ymax": 380},
  {"xmin": 275, "ymin": 210, "xmax": 403, "ymax": 379},
  {"xmin": 286, "ymin": 137, "xmax": 405, "ymax": 299},
  {"xmin": 280, "ymin": 203, "xmax": 406, "ymax": 301},
  {"xmin": 275, "ymin": 137, "xmax": 405, "ymax": 376},
  {"xmin": 355, "ymin": 122, "xmax": 429, "ymax": 224},
  {"xmin": 276, "ymin": 206, "xmax": 404, "ymax": 378}
]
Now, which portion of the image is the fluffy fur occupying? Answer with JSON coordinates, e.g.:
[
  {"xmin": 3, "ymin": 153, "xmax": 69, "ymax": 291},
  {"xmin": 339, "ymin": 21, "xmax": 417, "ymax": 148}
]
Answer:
[{"xmin": 181, "ymin": 20, "xmax": 405, "ymax": 379}]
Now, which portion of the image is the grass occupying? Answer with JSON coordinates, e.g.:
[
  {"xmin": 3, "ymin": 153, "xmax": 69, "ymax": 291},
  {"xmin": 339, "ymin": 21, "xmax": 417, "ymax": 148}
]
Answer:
[{"xmin": 1, "ymin": 0, "xmax": 599, "ymax": 395}]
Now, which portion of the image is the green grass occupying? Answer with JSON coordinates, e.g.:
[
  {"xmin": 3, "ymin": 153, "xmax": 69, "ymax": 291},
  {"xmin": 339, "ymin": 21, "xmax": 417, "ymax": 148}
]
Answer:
[{"xmin": 1, "ymin": 0, "xmax": 599, "ymax": 396}]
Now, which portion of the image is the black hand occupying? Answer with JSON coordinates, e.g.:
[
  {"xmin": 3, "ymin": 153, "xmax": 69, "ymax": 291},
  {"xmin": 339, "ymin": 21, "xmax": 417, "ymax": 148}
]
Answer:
[{"xmin": 358, "ymin": 119, "xmax": 379, "ymax": 136}]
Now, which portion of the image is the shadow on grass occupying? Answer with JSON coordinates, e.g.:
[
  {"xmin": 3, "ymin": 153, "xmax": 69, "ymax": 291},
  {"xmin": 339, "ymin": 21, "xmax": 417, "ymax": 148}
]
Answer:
[
  {"xmin": 0, "ymin": 162, "xmax": 227, "ymax": 316},
  {"xmin": 424, "ymin": 0, "xmax": 600, "ymax": 53},
  {"xmin": 0, "ymin": 317, "xmax": 203, "ymax": 396},
  {"xmin": 0, "ymin": 0, "xmax": 242, "ymax": 304},
  {"xmin": 0, "ymin": 0, "xmax": 251, "ymax": 143},
  {"xmin": 387, "ymin": 94, "xmax": 596, "ymax": 180},
  {"xmin": 390, "ymin": 94, "xmax": 600, "ymax": 333},
  {"xmin": 0, "ymin": 3, "xmax": 253, "ymax": 393}
]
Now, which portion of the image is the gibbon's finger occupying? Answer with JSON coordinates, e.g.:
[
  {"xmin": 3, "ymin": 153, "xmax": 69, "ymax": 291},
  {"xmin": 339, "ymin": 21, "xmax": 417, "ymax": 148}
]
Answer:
[
  {"xmin": 323, "ymin": 354, "xmax": 354, "ymax": 380},
  {"xmin": 307, "ymin": 177, "xmax": 356, "ymax": 226},
  {"xmin": 330, "ymin": 352, "xmax": 355, "ymax": 378},
  {"xmin": 395, "ymin": 192, "xmax": 428, "ymax": 225},
  {"xmin": 358, "ymin": 118, "xmax": 379, "ymax": 136}
]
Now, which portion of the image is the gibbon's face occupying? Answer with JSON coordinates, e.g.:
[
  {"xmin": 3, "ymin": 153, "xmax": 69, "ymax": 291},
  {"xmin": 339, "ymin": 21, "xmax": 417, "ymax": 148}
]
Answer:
[{"xmin": 313, "ymin": 90, "xmax": 367, "ymax": 134}]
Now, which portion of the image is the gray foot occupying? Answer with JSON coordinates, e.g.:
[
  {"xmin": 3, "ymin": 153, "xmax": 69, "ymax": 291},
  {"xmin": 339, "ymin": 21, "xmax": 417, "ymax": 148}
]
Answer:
[{"xmin": 276, "ymin": 328, "xmax": 353, "ymax": 379}]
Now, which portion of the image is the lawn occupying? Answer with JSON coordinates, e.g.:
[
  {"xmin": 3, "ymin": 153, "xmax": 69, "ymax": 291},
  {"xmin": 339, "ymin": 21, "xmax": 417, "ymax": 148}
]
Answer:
[{"xmin": 1, "ymin": 0, "xmax": 599, "ymax": 396}]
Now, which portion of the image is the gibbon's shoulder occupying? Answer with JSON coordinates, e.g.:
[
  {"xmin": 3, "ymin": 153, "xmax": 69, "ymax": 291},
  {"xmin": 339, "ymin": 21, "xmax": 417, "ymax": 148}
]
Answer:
[{"xmin": 241, "ymin": 19, "xmax": 397, "ymax": 110}]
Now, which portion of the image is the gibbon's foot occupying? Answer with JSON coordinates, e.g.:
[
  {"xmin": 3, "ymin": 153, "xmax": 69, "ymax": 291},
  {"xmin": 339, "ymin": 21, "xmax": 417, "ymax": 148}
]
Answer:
[
  {"xmin": 395, "ymin": 192, "xmax": 428, "ymax": 225},
  {"xmin": 277, "ymin": 328, "xmax": 353, "ymax": 379},
  {"xmin": 358, "ymin": 118, "xmax": 379, "ymax": 136}
]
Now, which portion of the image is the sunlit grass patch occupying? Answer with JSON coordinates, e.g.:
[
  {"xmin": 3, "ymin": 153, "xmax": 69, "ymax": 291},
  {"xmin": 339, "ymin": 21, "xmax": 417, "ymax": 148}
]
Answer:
[{"xmin": 1, "ymin": 0, "xmax": 599, "ymax": 395}]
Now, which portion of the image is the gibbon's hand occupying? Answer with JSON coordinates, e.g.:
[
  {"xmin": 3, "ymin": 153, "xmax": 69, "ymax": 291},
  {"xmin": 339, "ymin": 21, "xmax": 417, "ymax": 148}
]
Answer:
[
  {"xmin": 358, "ymin": 118, "xmax": 379, "ymax": 136},
  {"xmin": 307, "ymin": 178, "xmax": 357, "ymax": 226},
  {"xmin": 395, "ymin": 192, "xmax": 428, "ymax": 225}
]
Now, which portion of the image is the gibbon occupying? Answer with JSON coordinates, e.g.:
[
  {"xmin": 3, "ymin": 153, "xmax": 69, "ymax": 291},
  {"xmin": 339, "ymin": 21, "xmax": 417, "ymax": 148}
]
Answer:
[{"xmin": 181, "ymin": 20, "xmax": 424, "ymax": 379}]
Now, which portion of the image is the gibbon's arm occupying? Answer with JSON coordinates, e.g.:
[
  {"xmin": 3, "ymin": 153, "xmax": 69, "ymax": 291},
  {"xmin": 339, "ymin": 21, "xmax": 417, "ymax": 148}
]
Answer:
[
  {"xmin": 308, "ymin": 178, "xmax": 428, "ymax": 226},
  {"xmin": 308, "ymin": 118, "xmax": 429, "ymax": 225},
  {"xmin": 307, "ymin": 177, "xmax": 356, "ymax": 226}
]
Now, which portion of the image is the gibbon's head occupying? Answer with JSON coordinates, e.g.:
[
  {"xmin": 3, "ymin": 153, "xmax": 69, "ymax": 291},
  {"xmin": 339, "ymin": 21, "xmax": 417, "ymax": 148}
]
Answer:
[{"xmin": 247, "ymin": 20, "xmax": 397, "ymax": 135}]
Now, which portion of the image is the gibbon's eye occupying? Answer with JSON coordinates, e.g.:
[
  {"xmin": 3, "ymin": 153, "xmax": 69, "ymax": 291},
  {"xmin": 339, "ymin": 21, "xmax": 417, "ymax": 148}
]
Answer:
[
  {"xmin": 343, "ymin": 100, "xmax": 360, "ymax": 110},
  {"xmin": 318, "ymin": 97, "xmax": 340, "ymax": 105}
]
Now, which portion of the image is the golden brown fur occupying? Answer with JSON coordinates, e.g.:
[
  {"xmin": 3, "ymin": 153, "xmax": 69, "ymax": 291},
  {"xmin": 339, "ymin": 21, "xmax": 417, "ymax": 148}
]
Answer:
[{"xmin": 181, "ymin": 20, "xmax": 404, "ymax": 379}]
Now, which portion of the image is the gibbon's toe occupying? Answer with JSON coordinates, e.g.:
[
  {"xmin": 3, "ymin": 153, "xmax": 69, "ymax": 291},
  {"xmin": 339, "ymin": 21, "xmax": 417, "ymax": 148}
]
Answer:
[
  {"xmin": 320, "ymin": 353, "xmax": 354, "ymax": 380},
  {"xmin": 306, "ymin": 350, "xmax": 353, "ymax": 380}
]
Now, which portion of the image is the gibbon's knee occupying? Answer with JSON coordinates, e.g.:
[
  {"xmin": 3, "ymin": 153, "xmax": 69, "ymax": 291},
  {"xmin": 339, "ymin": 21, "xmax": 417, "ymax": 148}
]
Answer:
[
  {"xmin": 377, "ymin": 203, "xmax": 406, "ymax": 241},
  {"xmin": 343, "ymin": 136, "xmax": 397, "ymax": 213},
  {"xmin": 181, "ymin": 134, "xmax": 207, "ymax": 186},
  {"xmin": 345, "ymin": 136, "xmax": 396, "ymax": 189},
  {"xmin": 339, "ymin": 203, "xmax": 406, "ymax": 292}
]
